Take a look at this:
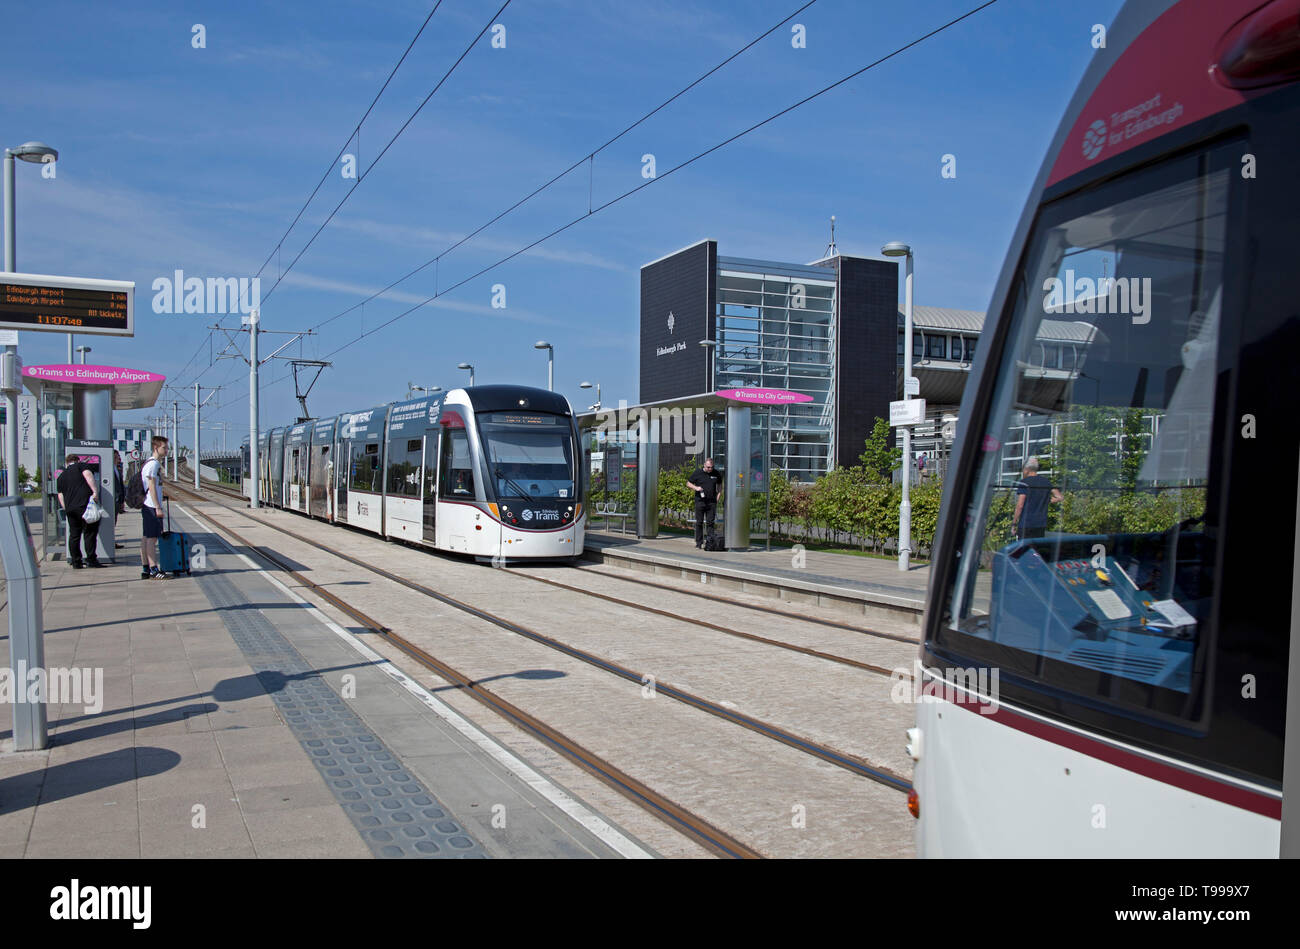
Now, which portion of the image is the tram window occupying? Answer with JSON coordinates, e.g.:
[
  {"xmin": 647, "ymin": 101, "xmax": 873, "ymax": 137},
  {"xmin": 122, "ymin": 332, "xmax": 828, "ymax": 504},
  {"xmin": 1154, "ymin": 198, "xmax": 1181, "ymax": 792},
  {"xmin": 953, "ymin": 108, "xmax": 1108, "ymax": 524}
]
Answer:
[
  {"xmin": 387, "ymin": 437, "xmax": 423, "ymax": 497},
  {"xmin": 439, "ymin": 429, "xmax": 474, "ymax": 499},
  {"xmin": 351, "ymin": 442, "xmax": 381, "ymax": 492},
  {"xmin": 940, "ymin": 141, "xmax": 1235, "ymax": 723}
]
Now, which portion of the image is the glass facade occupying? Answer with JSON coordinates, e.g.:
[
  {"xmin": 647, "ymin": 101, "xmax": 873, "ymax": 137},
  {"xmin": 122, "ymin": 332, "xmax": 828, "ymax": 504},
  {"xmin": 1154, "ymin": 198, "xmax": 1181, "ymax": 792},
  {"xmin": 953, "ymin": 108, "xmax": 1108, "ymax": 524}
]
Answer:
[{"xmin": 714, "ymin": 261, "xmax": 837, "ymax": 482}]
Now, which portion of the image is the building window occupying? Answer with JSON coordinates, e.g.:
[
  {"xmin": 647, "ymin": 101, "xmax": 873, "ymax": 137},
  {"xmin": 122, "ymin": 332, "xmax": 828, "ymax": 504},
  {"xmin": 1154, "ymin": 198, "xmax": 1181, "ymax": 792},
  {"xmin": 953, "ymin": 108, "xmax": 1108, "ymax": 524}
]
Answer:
[
  {"xmin": 926, "ymin": 335, "xmax": 946, "ymax": 359},
  {"xmin": 913, "ymin": 335, "xmax": 924, "ymax": 358},
  {"xmin": 965, "ymin": 337, "xmax": 976, "ymax": 360},
  {"xmin": 951, "ymin": 335, "xmax": 964, "ymax": 360}
]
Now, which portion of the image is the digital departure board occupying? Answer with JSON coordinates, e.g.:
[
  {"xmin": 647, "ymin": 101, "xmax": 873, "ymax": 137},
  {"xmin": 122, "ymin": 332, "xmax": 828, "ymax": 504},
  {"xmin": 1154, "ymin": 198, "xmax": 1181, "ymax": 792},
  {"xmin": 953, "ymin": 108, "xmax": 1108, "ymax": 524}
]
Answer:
[{"xmin": 0, "ymin": 272, "xmax": 135, "ymax": 337}]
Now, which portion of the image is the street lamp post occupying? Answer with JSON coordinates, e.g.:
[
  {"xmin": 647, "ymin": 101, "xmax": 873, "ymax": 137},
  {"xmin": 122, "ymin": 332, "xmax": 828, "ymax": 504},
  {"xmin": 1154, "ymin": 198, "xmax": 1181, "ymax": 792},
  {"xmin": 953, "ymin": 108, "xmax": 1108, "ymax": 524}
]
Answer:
[
  {"xmin": 3, "ymin": 140, "xmax": 58, "ymax": 499},
  {"xmin": 699, "ymin": 339, "xmax": 717, "ymax": 391},
  {"xmin": 580, "ymin": 381, "xmax": 601, "ymax": 410},
  {"xmin": 75, "ymin": 345, "xmax": 91, "ymax": 365},
  {"xmin": 534, "ymin": 341, "xmax": 553, "ymax": 391},
  {"xmin": 882, "ymin": 241, "xmax": 915, "ymax": 572},
  {"xmin": 457, "ymin": 362, "xmax": 475, "ymax": 387}
]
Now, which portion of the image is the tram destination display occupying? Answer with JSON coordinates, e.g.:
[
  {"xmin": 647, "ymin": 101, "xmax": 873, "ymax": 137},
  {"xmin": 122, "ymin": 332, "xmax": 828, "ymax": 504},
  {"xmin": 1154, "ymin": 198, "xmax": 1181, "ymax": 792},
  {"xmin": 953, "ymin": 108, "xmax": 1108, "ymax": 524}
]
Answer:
[{"xmin": 0, "ymin": 272, "xmax": 135, "ymax": 337}]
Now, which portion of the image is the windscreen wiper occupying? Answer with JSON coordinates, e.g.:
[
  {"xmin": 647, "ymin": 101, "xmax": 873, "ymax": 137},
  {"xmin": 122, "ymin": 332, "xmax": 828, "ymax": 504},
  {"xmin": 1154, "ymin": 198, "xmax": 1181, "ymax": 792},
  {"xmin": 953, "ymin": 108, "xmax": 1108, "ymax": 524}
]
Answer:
[{"xmin": 495, "ymin": 468, "xmax": 534, "ymax": 500}]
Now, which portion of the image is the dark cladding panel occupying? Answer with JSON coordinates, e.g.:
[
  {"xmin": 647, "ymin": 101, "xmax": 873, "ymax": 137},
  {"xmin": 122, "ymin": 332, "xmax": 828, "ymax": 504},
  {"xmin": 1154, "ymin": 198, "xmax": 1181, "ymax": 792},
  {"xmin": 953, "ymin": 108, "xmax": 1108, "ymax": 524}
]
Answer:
[
  {"xmin": 835, "ymin": 256, "xmax": 899, "ymax": 469},
  {"xmin": 640, "ymin": 240, "xmax": 715, "ymax": 404}
]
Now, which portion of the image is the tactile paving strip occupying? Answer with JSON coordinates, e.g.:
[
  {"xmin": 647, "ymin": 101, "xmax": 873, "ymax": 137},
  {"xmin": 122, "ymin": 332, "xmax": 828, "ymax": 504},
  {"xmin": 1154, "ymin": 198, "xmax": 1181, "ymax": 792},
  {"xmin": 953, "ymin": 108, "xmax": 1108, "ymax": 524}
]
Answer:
[{"xmin": 195, "ymin": 568, "xmax": 488, "ymax": 858}]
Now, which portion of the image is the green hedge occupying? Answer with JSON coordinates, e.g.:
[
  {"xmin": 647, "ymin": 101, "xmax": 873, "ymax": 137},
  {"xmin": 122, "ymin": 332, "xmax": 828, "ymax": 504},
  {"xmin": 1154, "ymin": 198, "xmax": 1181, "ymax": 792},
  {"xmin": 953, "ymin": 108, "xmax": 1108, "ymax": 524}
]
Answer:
[{"xmin": 595, "ymin": 458, "xmax": 1205, "ymax": 557}]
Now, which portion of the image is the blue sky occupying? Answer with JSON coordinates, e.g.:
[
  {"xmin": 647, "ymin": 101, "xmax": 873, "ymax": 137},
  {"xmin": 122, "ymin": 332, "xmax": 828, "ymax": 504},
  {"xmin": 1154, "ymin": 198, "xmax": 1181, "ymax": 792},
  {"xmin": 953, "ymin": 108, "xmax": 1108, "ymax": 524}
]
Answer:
[{"xmin": 2, "ymin": 0, "xmax": 1123, "ymax": 449}]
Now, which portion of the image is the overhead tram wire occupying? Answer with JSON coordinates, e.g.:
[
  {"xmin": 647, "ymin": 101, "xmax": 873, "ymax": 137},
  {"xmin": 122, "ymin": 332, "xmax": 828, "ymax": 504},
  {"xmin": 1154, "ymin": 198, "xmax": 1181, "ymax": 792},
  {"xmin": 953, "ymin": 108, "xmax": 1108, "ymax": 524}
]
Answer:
[
  {"xmin": 236, "ymin": 0, "xmax": 1000, "ymax": 400},
  {"xmin": 166, "ymin": 0, "xmax": 449, "ymax": 393},
  {"xmin": 286, "ymin": 0, "xmax": 823, "ymax": 340},
  {"xmin": 257, "ymin": 0, "xmax": 514, "ymax": 309}
]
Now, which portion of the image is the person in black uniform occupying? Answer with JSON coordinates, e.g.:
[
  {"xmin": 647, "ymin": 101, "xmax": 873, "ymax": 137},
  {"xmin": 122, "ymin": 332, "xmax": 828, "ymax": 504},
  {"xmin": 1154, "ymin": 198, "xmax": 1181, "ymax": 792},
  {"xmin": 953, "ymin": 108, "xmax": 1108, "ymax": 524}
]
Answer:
[
  {"xmin": 56, "ymin": 454, "xmax": 103, "ymax": 568},
  {"xmin": 686, "ymin": 457, "xmax": 723, "ymax": 549},
  {"xmin": 1013, "ymin": 456, "xmax": 1062, "ymax": 539}
]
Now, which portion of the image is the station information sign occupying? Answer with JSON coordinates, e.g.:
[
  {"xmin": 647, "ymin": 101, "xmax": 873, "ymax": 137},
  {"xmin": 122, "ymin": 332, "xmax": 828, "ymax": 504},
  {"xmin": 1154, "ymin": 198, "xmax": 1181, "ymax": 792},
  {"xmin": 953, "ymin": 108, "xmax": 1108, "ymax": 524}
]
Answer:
[{"xmin": 0, "ymin": 272, "xmax": 135, "ymax": 337}]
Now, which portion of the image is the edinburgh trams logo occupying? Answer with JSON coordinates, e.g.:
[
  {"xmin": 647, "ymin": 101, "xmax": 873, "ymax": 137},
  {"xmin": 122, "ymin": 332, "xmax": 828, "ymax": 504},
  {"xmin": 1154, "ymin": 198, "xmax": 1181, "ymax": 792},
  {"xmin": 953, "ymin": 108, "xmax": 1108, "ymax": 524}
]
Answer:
[{"xmin": 1082, "ymin": 119, "xmax": 1107, "ymax": 160}]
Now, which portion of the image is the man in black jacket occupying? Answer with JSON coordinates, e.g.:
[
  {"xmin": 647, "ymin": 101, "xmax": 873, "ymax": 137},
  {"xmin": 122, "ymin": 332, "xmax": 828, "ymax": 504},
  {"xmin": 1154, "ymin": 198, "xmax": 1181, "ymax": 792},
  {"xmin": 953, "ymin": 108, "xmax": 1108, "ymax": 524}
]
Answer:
[
  {"xmin": 56, "ymin": 454, "xmax": 103, "ymax": 568},
  {"xmin": 686, "ymin": 458, "xmax": 723, "ymax": 549}
]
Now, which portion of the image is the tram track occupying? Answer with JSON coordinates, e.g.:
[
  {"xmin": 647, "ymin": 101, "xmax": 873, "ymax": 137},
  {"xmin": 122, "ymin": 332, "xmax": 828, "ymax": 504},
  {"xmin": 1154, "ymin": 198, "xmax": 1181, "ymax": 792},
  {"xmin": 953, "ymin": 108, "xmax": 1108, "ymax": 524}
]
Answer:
[
  {"xmin": 171, "ymin": 482, "xmax": 760, "ymax": 858},
  {"xmin": 185, "ymin": 472, "xmax": 916, "ymax": 668},
  {"xmin": 173, "ymin": 481, "xmax": 913, "ymax": 796}
]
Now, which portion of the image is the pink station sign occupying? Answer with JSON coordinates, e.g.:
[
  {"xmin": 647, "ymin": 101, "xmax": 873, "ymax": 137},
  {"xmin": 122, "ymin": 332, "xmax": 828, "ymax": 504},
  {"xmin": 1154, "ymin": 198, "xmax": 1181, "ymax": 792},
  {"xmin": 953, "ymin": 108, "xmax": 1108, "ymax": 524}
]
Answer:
[
  {"xmin": 22, "ymin": 365, "xmax": 164, "ymax": 386},
  {"xmin": 716, "ymin": 387, "xmax": 813, "ymax": 405},
  {"xmin": 22, "ymin": 364, "xmax": 166, "ymax": 410}
]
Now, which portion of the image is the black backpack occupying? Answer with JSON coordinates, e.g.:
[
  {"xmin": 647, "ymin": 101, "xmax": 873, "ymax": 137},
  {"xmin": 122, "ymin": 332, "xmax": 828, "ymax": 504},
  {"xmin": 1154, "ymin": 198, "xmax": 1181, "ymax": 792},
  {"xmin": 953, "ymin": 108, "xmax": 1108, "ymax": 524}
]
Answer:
[
  {"xmin": 703, "ymin": 533, "xmax": 725, "ymax": 551},
  {"xmin": 125, "ymin": 462, "xmax": 146, "ymax": 509}
]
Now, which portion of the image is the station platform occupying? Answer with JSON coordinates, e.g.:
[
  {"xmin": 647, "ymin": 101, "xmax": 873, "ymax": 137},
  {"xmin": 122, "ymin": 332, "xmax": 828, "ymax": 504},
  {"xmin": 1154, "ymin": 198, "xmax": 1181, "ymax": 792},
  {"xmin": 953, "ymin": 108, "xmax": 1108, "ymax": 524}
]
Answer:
[
  {"xmin": 583, "ymin": 529, "xmax": 929, "ymax": 626},
  {"xmin": 0, "ymin": 502, "xmax": 646, "ymax": 859}
]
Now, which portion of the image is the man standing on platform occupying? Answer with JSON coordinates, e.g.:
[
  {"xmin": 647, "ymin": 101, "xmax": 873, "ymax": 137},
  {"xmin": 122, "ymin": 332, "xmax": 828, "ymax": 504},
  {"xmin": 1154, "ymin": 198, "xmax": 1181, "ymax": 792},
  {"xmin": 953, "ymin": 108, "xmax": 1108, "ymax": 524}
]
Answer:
[
  {"xmin": 1013, "ymin": 456, "xmax": 1062, "ymax": 540},
  {"xmin": 140, "ymin": 436, "xmax": 171, "ymax": 580},
  {"xmin": 686, "ymin": 457, "xmax": 723, "ymax": 549},
  {"xmin": 56, "ymin": 453, "xmax": 103, "ymax": 568}
]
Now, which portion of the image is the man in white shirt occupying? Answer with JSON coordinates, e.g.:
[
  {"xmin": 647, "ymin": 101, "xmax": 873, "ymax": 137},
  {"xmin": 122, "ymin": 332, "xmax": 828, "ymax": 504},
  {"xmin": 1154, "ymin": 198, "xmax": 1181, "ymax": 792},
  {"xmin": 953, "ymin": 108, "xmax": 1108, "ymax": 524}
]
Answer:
[{"xmin": 141, "ymin": 436, "xmax": 170, "ymax": 579}]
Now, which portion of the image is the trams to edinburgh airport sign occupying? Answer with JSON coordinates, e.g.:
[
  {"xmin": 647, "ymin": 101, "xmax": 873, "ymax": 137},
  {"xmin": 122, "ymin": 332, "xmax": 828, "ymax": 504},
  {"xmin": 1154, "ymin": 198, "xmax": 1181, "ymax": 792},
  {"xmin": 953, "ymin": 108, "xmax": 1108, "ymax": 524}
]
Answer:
[{"xmin": 0, "ymin": 272, "xmax": 135, "ymax": 337}]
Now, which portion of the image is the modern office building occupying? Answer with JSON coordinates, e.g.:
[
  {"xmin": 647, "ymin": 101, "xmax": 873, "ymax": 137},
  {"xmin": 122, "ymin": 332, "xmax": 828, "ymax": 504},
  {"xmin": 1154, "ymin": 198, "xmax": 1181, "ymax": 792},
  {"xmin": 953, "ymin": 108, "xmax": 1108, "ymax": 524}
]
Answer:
[{"xmin": 639, "ymin": 239, "xmax": 986, "ymax": 481}]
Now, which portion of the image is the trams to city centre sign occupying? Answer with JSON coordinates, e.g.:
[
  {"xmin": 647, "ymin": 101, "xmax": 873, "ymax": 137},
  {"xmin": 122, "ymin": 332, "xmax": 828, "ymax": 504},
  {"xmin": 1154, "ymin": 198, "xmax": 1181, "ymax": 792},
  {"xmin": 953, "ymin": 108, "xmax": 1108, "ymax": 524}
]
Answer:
[{"xmin": 0, "ymin": 272, "xmax": 135, "ymax": 337}]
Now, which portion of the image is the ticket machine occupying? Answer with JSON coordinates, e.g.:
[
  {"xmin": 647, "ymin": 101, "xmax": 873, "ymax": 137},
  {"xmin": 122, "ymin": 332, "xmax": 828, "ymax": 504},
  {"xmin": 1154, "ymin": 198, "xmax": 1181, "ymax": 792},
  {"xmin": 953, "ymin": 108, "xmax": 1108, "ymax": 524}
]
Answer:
[{"xmin": 61, "ymin": 437, "xmax": 116, "ymax": 563}]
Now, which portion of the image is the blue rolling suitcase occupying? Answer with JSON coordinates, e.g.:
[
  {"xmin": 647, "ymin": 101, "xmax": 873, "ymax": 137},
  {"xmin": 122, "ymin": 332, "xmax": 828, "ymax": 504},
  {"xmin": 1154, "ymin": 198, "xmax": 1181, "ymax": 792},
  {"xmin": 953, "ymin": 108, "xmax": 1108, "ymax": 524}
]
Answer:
[{"xmin": 158, "ymin": 500, "xmax": 192, "ymax": 575}]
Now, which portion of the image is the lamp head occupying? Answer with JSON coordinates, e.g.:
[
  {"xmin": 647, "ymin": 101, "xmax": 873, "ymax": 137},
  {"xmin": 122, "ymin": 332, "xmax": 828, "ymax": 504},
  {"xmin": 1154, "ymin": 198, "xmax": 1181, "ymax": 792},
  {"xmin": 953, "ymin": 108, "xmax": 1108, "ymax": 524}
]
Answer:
[
  {"xmin": 881, "ymin": 241, "xmax": 912, "ymax": 258},
  {"xmin": 580, "ymin": 381, "xmax": 592, "ymax": 389},
  {"xmin": 457, "ymin": 362, "xmax": 472, "ymax": 370},
  {"xmin": 534, "ymin": 340, "xmax": 552, "ymax": 351},
  {"xmin": 10, "ymin": 141, "xmax": 58, "ymax": 163}
]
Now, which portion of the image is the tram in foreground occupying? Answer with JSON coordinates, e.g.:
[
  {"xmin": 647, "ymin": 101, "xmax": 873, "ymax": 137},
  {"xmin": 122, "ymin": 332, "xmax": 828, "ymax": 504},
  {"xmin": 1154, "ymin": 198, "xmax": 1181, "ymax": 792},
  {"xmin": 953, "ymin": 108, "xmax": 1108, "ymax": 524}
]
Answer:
[
  {"xmin": 913, "ymin": 0, "xmax": 1299, "ymax": 856},
  {"xmin": 243, "ymin": 385, "xmax": 585, "ymax": 562}
]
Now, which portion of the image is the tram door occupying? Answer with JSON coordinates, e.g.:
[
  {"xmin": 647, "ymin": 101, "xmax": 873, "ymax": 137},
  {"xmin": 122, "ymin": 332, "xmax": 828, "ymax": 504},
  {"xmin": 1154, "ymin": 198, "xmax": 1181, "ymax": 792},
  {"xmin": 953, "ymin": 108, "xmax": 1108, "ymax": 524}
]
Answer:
[
  {"xmin": 335, "ymin": 436, "xmax": 350, "ymax": 524},
  {"xmin": 423, "ymin": 428, "xmax": 439, "ymax": 543}
]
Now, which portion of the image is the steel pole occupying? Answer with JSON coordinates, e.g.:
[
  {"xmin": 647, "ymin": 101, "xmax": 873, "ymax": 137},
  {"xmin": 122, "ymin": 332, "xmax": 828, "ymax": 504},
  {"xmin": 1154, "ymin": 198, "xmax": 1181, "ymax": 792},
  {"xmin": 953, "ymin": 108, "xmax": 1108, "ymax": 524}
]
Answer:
[
  {"xmin": 194, "ymin": 382, "xmax": 200, "ymax": 490},
  {"xmin": 548, "ymin": 351, "xmax": 553, "ymax": 392},
  {"xmin": 899, "ymin": 252, "xmax": 914, "ymax": 572},
  {"xmin": 3, "ymin": 153, "xmax": 18, "ymax": 498},
  {"xmin": 249, "ymin": 309, "xmax": 260, "ymax": 508},
  {"xmin": 172, "ymin": 402, "xmax": 178, "ymax": 479}
]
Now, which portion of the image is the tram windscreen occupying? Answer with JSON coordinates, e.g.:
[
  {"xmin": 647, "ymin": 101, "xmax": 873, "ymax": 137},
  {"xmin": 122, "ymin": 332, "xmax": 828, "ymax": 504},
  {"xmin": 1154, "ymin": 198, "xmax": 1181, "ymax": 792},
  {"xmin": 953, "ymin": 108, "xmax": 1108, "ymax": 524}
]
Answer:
[
  {"xmin": 477, "ymin": 412, "xmax": 576, "ymax": 500},
  {"xmin": 940, "ymin": 141, "xmax": 1235, "ymax": 721}
]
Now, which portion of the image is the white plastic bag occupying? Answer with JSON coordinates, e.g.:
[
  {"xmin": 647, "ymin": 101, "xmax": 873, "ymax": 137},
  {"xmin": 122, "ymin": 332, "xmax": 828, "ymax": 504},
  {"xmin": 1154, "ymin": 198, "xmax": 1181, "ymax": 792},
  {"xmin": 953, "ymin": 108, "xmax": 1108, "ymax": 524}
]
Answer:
[{"xmin": 82, "ymin": 498, "xmax": 103, "ymax": 523}]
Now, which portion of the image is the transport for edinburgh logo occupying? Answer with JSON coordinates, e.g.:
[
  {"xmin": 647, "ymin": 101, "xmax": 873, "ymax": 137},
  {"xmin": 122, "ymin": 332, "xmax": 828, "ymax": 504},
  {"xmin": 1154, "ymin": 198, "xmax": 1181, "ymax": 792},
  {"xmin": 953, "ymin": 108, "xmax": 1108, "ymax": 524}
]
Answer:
[{"xmin": 1082, "ymin": 119, "xmax": 1106, "ymax": 160}]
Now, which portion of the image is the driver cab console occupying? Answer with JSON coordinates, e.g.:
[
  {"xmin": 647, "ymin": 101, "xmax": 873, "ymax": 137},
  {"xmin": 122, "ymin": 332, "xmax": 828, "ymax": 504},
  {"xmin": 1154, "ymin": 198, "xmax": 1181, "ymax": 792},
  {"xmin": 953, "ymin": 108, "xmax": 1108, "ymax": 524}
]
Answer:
[{"xmin": 987, "ymin": 532, "xmax": 1207, "ymax": 693}]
